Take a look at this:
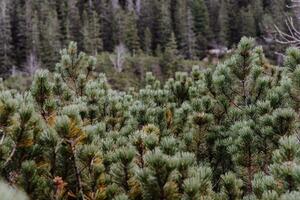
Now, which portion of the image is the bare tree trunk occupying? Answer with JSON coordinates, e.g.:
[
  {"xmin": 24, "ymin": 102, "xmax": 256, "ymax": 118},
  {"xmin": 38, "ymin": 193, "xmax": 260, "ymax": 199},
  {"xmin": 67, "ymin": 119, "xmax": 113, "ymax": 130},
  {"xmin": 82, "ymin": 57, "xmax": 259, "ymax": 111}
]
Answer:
[{"xmin": 110, "ymin": 44, "xmax": 127, "ymax": 72}]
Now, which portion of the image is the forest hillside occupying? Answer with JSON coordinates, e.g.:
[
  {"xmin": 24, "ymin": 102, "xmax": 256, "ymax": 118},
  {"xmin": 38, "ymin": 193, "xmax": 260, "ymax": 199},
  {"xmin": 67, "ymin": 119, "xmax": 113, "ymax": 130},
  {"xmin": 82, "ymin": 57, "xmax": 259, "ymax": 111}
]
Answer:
[{"xmin": 1, "ymin": 0, "xmax": 299, "ymax": 89}]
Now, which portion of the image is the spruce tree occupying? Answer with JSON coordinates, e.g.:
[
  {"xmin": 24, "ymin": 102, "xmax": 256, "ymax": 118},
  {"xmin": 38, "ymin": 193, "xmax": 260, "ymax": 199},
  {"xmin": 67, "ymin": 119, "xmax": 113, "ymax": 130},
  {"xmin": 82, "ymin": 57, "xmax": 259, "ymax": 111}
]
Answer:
[
  {"xmin": 252, "ymin": 0, "xmax": 264, "ymax": 36},
  {"xmin": 124, "ymin": 11, "xmax": 141, "ymax": 55},
  {"xmin": 222, "ymin": 0, "xmax": 241, "ymax": 45},
  {"xmin": 218, "ymin": 0, "xmax": 230, "ymax": 46},
  {"xmin": 160, "ymin": 32, "xmax": 180, "ymax": 78},
  {"xmin": 191, "ymin": 0, "xmax": 211, "ymax": 58},
  {"xmin": 0, "ymin": 0, "xmax": 13, "ymax": 74},
  {"xmin": 40, "ymin": 8, "xmax": 61, "ymax": 69},
  {"xmin": 82, "ymin": 10, "xmax": 103, "ymax": 56},
  {"xmin": 100, "ymin": 0, "xmax": 116, "ymax": 51},
  {"xmin": 239, "ymin": 7, "xmax": 256, "ymax": 37},
  {"xmin": 25, "ymin": 2, "xmax": 40, "ymax": 75},
  {"xmin": 11, "ymin": 1, "xmax": 27, "ymax": 69},
  {"xmin": 175, "ymin": 1, "xmax": 196, "ymax": 59},
  {"xmin": 144, "ymin": 27, "xmax": 152, "ymax": 55},
  {"xmin": 137, "ymin": 0, "xmax": 153, "ymax": 52},
  {"xmin": 66, "ymin": 0, "xmax": 82, "ymax": 47},
  {"xmin": 156, "ymin": 0, "xmax": 172, "ymax": 50}
]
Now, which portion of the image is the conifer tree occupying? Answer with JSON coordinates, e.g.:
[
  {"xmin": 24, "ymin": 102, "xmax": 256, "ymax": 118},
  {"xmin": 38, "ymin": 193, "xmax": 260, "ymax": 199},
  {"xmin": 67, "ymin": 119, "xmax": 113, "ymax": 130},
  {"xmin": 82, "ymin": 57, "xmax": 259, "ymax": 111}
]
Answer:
[
  {"xmin": 11, "ymin": 1, "xmax": 27, "ymax": 69},
  {"xmin": 144, "ymin": 27, "xmax": 152, "ymax": 55},
  {"xmin": 175, "ymin": 1, "xmax": 196, "ymax": 59},
  {"xmin": 253, "ymin": 135, "xmax": 300, "ymax": 198},
  {"xmin": 156, "ymin": 0, "xmax": 172, "ymax": 50},
  {"xmin": 252, "ymin": 0, "xmax": 264, "ymax": 35},
  {"xmin": 100, "ymin": 1, "xmax": 116, "ymax": 51},
  {"xmin": 0, "ymin": 0, "xmax": 13, "ymax": 74},
  {"xmin": 218, "ymin": 0, "xmax": 229, "ymax": 46},
  {"xmin": 82, "ymin": 10, "xmax": 103, "ymax": 56},
  {"xmin": 124, "ymin": 11, "xmax": 141, "ymax": 55},
  {"xmin": 270, "ymin": 0, "xmax": 286, "ymax": 30},
  {"xmin": 191, "ymin": 0, "xmax": 211, "ymax": 58},
  {"xmin": 66, "ymin": 0, "xmax": 82, "ymax": 47},
  {"xmin": 25, "ymin": 1, "xmax": 40, "ymax": 75},
  {"xmin": 160, "ymin": 33, "xmax": 180, "ymax": 78},
  {"xmin": 239, "ymin": 7, "xmax": 256, "ymax": 37},
  {"xmin": 217, "ymin": 172, "xmax": 243, "ymax": 200},
  {"xmin": 221, "ymin": 0, "xmax": 241, "ymax": 45},
  {"xmin": 40, "ymin": 8, "xmax": 61, "ymax": 69},
  {"xmin": 136, "ymin": 0, "xmax": 152, "ymax": 50}
]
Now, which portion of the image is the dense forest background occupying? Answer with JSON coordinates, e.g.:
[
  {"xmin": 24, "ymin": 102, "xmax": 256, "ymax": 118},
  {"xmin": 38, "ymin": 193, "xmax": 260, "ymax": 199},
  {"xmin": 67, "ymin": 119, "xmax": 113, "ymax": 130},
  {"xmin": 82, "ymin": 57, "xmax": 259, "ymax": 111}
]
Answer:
[{"xmin": 0, "ymin": 0, "xmax": 297, "ymax": 83}]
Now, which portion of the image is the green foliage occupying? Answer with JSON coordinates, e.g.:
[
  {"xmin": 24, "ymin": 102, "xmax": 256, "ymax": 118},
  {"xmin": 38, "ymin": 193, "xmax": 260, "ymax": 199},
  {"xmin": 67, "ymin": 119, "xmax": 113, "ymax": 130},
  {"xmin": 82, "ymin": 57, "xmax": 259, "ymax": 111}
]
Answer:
[
  {"xmin": 0, "ymin": 0, "xmax": 295, "ymax": 74},
  {"xmin": 191, "ymin": 0, "xmax": 211, "ymax": 58},
  {"xmin": 1, "ymin": 38, "xmax": 300, "ymax": 200},
  {"xmin": 0, "ymin": 0, "xmax": 13, "ymax": 73}
]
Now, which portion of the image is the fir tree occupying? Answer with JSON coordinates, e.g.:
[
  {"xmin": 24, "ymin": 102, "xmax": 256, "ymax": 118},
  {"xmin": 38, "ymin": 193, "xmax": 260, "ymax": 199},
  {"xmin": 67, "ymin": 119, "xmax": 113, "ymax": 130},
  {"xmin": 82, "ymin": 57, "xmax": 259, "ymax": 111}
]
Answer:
[
  {"xmin": 66, "ymin": 0, "xmax": 82, "ymax": 47},
  {"xmin": 175, "ymin": 1, "xmax": 196, "ymax": 59},
  {"xmin": 82, "ymin": 10, "xmax": 103, "ymax": 56},
  {"xmin": 160, "ymin": 32, "xmax": 180, "ymax": 78},
  {"xmin": 0, "ymin": 0, "xmax": 13, "ymax": 74},
  {"xmin": 144, "ymin": 27, "xmax": 152, "ymax": 55},
  {"xmin": 100, "ymin": 0, "xmax": 116, "ymax": 51},
  {"xmin": 239, "ymin": 7, "xmax": 256, "ymax": 37},
  {"xmin": 218, "ymin": 0, "xmax": 230, "ymax": 46},
  {"xmin": 11, "ymin": 1, "xmax": 27, "ymax": 69},
  {"xmin": 39, "ymin": 8, "xmax": 61, "ymax": 69},
  {"xmin": 156, "ymin": 0, "xmax": 172, "ymax": 50},
  {"xmin": 191, "ymin": 0, "xmax": 211, "ymax": 58},
  {"xmin": 124, "ymin": 11, "xmax": 141, "ymax": 55},
  {"xmin": 25, "ymin": 2, "xmax": 40, "ymax": 75}
]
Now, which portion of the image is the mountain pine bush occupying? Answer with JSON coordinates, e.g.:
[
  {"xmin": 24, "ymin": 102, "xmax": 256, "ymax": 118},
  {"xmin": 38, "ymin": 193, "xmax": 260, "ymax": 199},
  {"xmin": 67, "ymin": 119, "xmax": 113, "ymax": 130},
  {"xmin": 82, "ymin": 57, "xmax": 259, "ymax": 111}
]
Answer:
[{"xmin": 1, "ymin": 37, "xmax": 300, "ymax": 199}]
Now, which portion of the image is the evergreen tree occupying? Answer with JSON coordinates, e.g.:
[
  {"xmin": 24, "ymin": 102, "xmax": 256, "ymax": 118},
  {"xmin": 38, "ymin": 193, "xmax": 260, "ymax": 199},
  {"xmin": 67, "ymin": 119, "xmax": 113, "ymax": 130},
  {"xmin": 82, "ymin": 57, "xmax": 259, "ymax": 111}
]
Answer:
[
  {"xmin": 252, "ymin": 0, "xmax": 264, "ymax": 36},
  {"xmin": 66, "ymin": 0, "xmax": 82, "ymax": 47},
  {"xmin": 40, "ymin": 8, "xmax": 61, "ymax": 69},
  {"xmin": 222, "ymin": 0, "xmax": 241, "ymax": 45},
  {"xmin": 144, "ymin": 27, "xmax": 152, "ymax": 55},
  {"xmin": 253, "ymin": 135, "xmax": 300, "ymax": 198},
  {"xmin": 0, "ymin": 0, "xmax": 13, "ymax": 74},
  {"xmin": 160, "ymin": 32, "xmax": 180, "ymax": 78},
  {"xmin": 239, "ymin": 7, "xmax": 256, "ymax": 37},
  {"xmin": 11, "ymin": 1, "xmax": 27, "ymax": 69},
  {"xmin": 25, "ymin": 1, "xmax": 40, "ymax": 74},
  {"xmin": 137, "ymin": 0, "xmax": 153, "ymax": 51},
  {"xmin": 124, "ymin": 11, "xmax": 141, "ymax": 55},
  {"xmin": 205, "ymin": 0, "xmax": 220, "ymax": 40},
  {"xmin": 191, "ymin": 0, "xmax": 211, "ymax": 58},
  {"xmin": 82, "ymin": 10, "xmax": 103, "ymax": 56},
  {"xmin": 270, "ymin": 0, "xmax": 286, "ymax": 30},
  {"xmin": 218, "ymin": 172, "xmax": 243, "ymax": 200},
  {"xmin": 175, "ymin": 1, "xmax": 196, "ymax": 59},
  {"xmin": 100, "ymin": 0, "xmax": 116, "ymax": 51},
  {"xmin": 157, "ymin": 0, "xmax": 172, "ymax": 50},
  {"xmin": 218, "ymin": 0, "xmax": 230, "ymax": 46}
]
